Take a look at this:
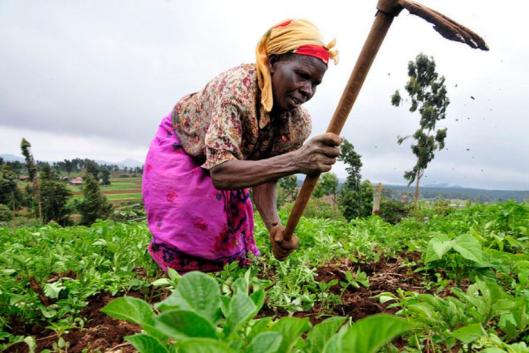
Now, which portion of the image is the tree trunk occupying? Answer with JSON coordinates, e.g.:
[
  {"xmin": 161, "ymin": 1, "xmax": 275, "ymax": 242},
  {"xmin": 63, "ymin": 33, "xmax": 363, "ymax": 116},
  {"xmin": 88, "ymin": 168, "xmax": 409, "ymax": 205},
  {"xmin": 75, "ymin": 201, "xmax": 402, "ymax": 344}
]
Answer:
[
  {"xmin": 414, "ymin": 172, "xmax": 422, "ymax": 210},
  {"xmin": 372, "ymin": 183, "xmax": 384, "ymax": 215}
]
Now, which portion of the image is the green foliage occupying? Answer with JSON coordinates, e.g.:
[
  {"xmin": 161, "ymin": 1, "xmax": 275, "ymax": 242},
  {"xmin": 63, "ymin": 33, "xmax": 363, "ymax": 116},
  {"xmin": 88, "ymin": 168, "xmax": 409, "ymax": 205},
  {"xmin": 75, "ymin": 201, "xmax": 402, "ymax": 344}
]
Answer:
[
  {"xmin": 2, "ymin": 201, "xmax": 529, "ymax": 351},
  {"xmin": 392, "ymin": 53, "xmax": 449, "ymax": 205},
  {"xmin": 278, "ymin": 175, "xmax": 298, "ymax": 205},
  {"xmin": 39, "ymin": 164, "xmax": 71, "ymax": 225},
  {"xmin": 0, "ymin": 166, "xmax": 24, "ymax": 208},
  {"xmin": 79, "ymin": 173, "xmax": 112, "ymax": 225},
  {"xmin": 103, "ymin": 272, "xmax": 412, "ymax": 353},
  {"xmin": 339, "ymin": 180, "xmax": 373, "ymax": 221},
  {"xmin": 314, "ymin": 172, "xmax": 338, "ymax": 199},
  {"xmin": 0, "ymin": 204, "xmax": 12, "ymax": 222},
  {"xmin": 379, "ymin": 197, "xmax": 412, "ymax": 224},
  {"xmin": 337, "ymin": 139, "xmax": 372, "ymax": 220}
]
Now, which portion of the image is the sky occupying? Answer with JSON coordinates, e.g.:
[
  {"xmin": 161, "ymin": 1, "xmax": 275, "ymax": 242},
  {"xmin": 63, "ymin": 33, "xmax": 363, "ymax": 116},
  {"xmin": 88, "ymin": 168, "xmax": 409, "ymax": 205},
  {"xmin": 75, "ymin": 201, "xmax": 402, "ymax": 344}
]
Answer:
[{"xmin": 1, "ymin": 0, "xmax": 528, "ymax": 190}]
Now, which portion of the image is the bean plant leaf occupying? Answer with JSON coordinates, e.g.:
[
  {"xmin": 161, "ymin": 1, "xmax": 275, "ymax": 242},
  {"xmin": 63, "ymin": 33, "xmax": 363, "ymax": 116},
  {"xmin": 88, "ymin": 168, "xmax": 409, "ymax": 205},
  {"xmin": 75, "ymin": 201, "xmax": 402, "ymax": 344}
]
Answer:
[
  {"xmin": 269, "ymin": 317, "xmax": 311, "ymax": 353},
  {"xmin": 154, "ymin": 309, "xmax": 217, "ymax": 339},
  {"xmin": 306, "ymin": 316, "xmax": 348, "ymax": 353},
  {"xmin": 101, "ymin": 296, "xmax": 155, "ymax": 327},
  {"xmin": 245, "ymin": 331, "xmax": 282, "ymax": 353},
  {"xmin": 225, "ymin": 292, "xmax": 258, "ymax": 336},
  {"xmin": 450, "ymin": 323, "xmax": 484, "ymax": 344},
  {"xmin": 424, "ymin": 234, "xmax": 453, "ymax": 263},
  {"xmin": 126, "ymin": 334, "xmax": 170, "ymax": 353},
  {"xmin": 157, "ymin": 271, "xmax": 221, "ymax": 322},
  {"xmin": 341, "ymin": 314, "xmax": 414, "ymax": 353},
  {"xmin": 452, "ymin": 233, "xmax": 484, "ymax": 264},
  {"xmin": 178, "ymin": 338, "xmax": 235, "ymax": 353}
]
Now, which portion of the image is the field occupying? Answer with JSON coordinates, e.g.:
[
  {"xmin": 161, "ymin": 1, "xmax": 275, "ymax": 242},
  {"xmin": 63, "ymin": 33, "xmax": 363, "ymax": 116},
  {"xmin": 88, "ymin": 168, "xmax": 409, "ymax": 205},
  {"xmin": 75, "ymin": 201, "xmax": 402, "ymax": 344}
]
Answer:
[
  {"xmin": 1, "ymin": 201, "xmax": 529, "ymax": 352},
  {"xmin": 70, "ymin": 176, "xmax": 142, "ymax": 204}
]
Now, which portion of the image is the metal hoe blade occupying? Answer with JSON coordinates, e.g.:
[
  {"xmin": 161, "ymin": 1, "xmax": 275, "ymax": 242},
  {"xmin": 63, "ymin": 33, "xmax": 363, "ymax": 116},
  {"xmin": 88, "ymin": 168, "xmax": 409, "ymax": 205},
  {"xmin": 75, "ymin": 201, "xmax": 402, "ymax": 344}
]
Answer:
[{"xmin": 399, "ymin": 0, "xmax": 489, "ymax": 50}]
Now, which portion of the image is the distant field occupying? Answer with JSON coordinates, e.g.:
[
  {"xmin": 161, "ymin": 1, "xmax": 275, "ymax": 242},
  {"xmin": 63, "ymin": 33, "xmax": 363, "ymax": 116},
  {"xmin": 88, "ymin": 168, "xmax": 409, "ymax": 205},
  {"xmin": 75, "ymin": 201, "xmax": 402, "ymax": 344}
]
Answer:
[{"xmin": 70, "ymin": 176, "xmax": 142, "ymax": 203}]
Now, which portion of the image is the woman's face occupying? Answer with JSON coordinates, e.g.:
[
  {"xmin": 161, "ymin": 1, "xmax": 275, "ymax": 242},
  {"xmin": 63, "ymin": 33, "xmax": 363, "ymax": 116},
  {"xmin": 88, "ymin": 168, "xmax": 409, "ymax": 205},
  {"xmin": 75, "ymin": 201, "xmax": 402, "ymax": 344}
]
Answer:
[{"xmin": 269, "ymin": 54, "xmax": 327, "ymax": 113}]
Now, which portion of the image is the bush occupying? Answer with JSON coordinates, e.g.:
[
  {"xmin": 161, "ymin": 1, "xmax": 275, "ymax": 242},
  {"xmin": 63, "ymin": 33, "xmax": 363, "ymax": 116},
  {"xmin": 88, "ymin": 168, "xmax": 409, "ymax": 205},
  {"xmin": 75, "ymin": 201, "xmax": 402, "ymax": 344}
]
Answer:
[
  {"xmin": 0, "ymin": 204, "xmax": 12, "ymax": 222},
  {"xmin": 281, "ymin": 197, "xmax": 344, "ymax": 221},
  {"xmin": 379, "ymin": 198, "xmax": 412, "ymax": 224}
]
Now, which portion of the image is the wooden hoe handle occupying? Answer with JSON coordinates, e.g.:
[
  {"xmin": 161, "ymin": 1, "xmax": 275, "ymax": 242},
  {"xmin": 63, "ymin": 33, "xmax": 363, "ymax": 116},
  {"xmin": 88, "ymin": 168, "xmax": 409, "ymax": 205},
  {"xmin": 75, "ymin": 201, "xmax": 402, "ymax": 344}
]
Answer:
[
  {"xmin": 281, "ymin": 0, "xmax": 488, "ymax": 245},
  {"xmin": 283, "ymin": 1, "xmax": 401, "ymax": 242}
]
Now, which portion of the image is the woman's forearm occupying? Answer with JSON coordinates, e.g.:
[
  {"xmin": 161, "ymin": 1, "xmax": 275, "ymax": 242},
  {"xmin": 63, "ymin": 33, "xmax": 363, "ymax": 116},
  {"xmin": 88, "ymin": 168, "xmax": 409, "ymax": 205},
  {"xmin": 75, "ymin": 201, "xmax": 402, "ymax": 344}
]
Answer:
[
  {"xmin": 252, "ymin": 182, "xmax": 280, "ymax": 231},
  {"xmin": 210, "ymin": 151, "xmax": 299, "ymax": 190}
]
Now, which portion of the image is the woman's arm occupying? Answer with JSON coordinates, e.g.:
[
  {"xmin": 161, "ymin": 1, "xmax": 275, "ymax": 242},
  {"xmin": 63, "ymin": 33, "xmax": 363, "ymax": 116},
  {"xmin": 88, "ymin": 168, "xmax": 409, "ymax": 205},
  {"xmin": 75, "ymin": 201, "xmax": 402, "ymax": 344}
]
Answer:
[
  {"xmin": 252, "ymin": 181, "xmax": 280, "ymax": 231},
  {"xmin": 210, "ymin": 133, "xmax": 341, "ymax": 190}
]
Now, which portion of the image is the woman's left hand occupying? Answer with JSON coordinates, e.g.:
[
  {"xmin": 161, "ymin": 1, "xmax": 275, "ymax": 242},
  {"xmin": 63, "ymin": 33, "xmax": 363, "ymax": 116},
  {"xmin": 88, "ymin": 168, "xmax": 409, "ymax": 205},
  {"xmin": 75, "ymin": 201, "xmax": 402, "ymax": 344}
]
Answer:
[{"xmin": 269, "ymin": 224, "xmax": 299, "ymax": 260}]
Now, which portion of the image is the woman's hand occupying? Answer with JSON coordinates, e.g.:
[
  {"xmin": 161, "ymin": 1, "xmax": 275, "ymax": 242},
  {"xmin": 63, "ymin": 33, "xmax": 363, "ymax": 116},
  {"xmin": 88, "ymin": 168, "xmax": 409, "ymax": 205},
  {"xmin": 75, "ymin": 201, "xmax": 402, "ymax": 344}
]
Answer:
[
  {"xmin": 269, "ymin": 224, "xmax": 299, "ymax": 261},
  {"xmin": 293, "ymin": 133, "xmax": 342, "ymax": 175}
]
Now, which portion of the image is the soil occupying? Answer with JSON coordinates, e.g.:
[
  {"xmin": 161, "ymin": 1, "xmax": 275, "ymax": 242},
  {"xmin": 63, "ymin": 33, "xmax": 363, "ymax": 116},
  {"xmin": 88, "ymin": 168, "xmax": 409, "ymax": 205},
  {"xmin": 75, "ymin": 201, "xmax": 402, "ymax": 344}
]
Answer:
[
  {"xmin": 6, "ymin": 292, "xmax": 142, "ymax": 353},
  {"xmin": 6, "ymin": 253, "xmax": 463, "ymax": 352}
]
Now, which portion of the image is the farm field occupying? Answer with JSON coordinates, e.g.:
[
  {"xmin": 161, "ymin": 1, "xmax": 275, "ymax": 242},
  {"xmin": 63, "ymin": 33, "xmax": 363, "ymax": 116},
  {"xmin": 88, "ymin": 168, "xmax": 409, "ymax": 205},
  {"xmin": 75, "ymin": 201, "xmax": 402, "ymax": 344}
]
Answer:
[
  {"xmin": 70, "ymin": 176, "xmax": 142, "ymax": 204},
  {"xmin": 1, "ymin": 201, "xmax": 529, "ymax": 352}
]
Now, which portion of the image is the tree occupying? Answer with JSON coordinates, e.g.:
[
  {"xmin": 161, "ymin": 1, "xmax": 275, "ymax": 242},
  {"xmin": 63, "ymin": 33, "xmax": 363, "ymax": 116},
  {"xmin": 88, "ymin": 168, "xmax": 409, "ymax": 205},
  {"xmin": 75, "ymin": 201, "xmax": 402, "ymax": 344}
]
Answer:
[
  {"xmin": 84, "ymin": 159, "xmax": 100, "ymax": 180},
  {"xmin": 391, "ymin": 53, "xmax": 449, "ymax": 208},
  {"xmin": 278, "ymin": 175, "xmax": 298, "ymax": 202},
  {"xmin": 313, "ymin": 172, "xmax": 338, "ymax": 200},
  {"xmin": 21, "ymin": 138, "xmax": 42, "ymax": 221},
  {"xmin": 39, "ymin": 164, "xmax": 71, "ymax": 225},
  {"xmin": 100, "ymin": 169, "xmax": 111, "ymax": 185},
  {"xmin": 338, "ymin": 139, "xmax": 372, "ymax": 220},
  {"xmin": 79, "ymin": 173, "xmax": 112, "ymax": 225},
  {"xmin": 0, "ymin": 165, "xmax": 23, "ymax": 208}
]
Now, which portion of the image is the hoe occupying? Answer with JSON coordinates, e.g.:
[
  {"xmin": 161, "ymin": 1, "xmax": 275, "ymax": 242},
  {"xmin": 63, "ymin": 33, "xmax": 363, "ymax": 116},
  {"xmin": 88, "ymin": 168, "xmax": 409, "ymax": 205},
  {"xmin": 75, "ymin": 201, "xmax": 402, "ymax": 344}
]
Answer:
[{"xmin": 281, "ymin": 0, "xmax": 488, "ymax": 257}]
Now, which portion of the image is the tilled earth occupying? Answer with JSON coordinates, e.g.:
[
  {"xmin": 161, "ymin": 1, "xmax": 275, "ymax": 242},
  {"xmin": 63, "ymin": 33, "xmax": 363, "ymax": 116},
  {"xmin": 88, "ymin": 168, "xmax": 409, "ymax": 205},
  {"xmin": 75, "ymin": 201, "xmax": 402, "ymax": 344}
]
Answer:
[{"xmin": 6, "ymin": 253, "xmax": 461, "ymax": 352}]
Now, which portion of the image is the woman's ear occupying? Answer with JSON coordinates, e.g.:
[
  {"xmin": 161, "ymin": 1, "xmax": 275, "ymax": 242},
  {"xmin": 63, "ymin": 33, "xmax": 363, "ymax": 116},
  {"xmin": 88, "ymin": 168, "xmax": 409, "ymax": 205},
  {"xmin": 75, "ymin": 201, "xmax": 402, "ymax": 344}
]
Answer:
[{"xmin": 268, "ymin": 54, "xmax": 279, "ymax": 73}]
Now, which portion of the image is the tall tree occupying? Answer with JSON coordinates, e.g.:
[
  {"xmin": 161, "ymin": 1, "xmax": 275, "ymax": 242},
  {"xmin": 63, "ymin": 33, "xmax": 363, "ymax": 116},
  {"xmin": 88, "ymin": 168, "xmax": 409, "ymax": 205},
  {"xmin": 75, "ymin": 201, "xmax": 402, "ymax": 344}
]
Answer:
[
  {"xmin": 278, "ymin": 175, "xmax": 298, "ymax": 202},
  {"xmin": 100, "ymin": 169, "xmax": 111, "ymax": 185},
  {"xmin": 39, "ymin": 164, "xmax": 71, "ymax": 225},
  {"xmin": 338, "ymin": 139, "xmax": 371, "ymax": 220},
  {"xmin": 79, "ymin": 173, "xmax": 112, "ymax": 225},
  {"xmin": 314, "ymin": 172, "xmax": 338, "ymax": 201},
  {"xmin": 20, "ymin": 138, "xmax": 42, "ymax": 221},
  {"xmin": 391, "ymin": 53, "xmax": 449, "ymax": 208}
]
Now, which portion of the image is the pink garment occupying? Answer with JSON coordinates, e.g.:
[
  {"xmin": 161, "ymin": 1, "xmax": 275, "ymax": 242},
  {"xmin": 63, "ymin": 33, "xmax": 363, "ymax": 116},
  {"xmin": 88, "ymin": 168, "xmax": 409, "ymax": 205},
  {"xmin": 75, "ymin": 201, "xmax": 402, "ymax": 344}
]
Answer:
[{"xmin": 142, "ymin": 115, "xmax": 259, "ymax": 272}]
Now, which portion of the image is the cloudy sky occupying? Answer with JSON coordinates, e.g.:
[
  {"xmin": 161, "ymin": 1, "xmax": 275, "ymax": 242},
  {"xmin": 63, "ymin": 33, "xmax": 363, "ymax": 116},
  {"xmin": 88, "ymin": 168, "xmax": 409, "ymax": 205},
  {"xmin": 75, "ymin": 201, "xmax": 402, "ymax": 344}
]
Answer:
[{"xmin": 1, "ymin": 0, "xmax": 528, "ymax": 190}]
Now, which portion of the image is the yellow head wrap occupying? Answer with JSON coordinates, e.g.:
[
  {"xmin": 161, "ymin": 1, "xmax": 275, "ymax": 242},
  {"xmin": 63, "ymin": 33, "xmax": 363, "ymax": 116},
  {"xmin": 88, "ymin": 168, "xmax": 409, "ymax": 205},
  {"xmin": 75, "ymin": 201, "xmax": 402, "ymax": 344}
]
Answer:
[{"xmin": 256, "ymin": 19, "xmax": 338, "ymax": 113}]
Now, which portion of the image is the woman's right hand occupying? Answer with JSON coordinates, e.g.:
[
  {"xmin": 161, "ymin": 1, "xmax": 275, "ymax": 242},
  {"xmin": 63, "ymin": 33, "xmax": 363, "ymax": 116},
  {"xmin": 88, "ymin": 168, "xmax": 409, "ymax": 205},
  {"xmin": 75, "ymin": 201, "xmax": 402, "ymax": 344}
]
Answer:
[{"xmin": 293, "ymin": 132, "xmax": 342, "ymax": 175}]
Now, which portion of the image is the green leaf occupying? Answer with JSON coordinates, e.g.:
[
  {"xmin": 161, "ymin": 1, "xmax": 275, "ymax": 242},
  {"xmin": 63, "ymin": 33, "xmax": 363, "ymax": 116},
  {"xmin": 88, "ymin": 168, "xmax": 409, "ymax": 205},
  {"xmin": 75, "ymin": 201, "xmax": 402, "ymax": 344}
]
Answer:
[
  {"xmin": 178, "ymin": 338, "xmax": 235, "ymax": 353},
  {"xmin": 269, "ymin": 317, "xmax": 311, "ymax": 353},
  {"xmin": 341, "ymin": 314, "xmax": 414, "ymax": 353},
  {"xmin": 174, "ymin": 272, "xmax": 221, "ymax": 322},
  {"xmin": 452, "ymin": 233, "xmax": 484, "ymax": 263},
  {"xmin": 424, "ymin": 234, "xmax": 453, "ymax": 263},
  {"xmin": 155, "ymin": 310, "xmax": 217, "ymax": 339},
  {"xmin": 225, "ymin": 292, "xmax": 258, "ymax": 336},
  {"xmin": 126, "ymin": 334, "xmax": 170, "ymax": 353},
  {"xmin": 101, "ymin": 296, "xmax": 155, "ymax": 327},
  {"xmin": 450, "ymin": 323, "xmax": 484, "ymax": 344},
  {"xmin": 157, "ymin": 272, "xmax": 220, "ymax": 319},
  {"xmin": 250, "ymin": 288, "xmax": 266, "ymax": 312},
  {"xmin": 43, "ymin": 281, "xmax": 65, "ymax": 299},
  {"xmin": 245, "ymin": 332, "xmax": 282, "ymax": 353},
  {"xmin": 306, "ymin": 317, "xmax": 347, "ymax": 353}
]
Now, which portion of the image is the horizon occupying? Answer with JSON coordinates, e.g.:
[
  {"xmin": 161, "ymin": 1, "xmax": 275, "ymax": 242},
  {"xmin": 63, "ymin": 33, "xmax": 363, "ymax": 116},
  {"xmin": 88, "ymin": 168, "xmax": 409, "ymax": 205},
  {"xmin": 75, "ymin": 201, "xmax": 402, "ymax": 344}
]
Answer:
[{"xmin": 1, "ymin": 1, "xmax": 528, "ymax": 190}]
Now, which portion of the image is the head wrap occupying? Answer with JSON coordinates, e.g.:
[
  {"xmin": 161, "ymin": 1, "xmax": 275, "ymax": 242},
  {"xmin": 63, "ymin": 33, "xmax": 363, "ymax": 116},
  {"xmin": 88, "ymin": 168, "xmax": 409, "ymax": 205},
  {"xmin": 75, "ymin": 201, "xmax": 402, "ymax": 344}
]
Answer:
[{"xmin": 256, "ymin": 19, "xmax": 338, "ymax": 112}]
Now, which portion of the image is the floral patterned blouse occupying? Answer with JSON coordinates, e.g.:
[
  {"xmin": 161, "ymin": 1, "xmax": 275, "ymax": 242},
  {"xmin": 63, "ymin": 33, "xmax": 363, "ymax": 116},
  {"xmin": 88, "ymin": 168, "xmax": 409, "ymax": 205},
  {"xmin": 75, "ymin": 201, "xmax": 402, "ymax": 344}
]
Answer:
[{"xmin": 171, "ymin": 64, "xmax": 312, "ymax": 170}]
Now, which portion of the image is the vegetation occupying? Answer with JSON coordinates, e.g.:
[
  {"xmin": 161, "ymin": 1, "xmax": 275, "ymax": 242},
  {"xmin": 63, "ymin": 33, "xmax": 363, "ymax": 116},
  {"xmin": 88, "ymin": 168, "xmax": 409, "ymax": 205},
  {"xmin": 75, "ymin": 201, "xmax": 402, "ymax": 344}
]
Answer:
[
  {"xmin": 392, "ymin": 53, "xmax": 449, "ymax": 208},
  {"xmin": 2, "ymin": 201, "xmax": 528, "ymax": 352},
  {"xmin": 337, "ymin": 139, "xmax": 373, "ymax": 220},
  {"xmin": 78, "ymin": 173, "xmax": 112, "ymax": 225}
]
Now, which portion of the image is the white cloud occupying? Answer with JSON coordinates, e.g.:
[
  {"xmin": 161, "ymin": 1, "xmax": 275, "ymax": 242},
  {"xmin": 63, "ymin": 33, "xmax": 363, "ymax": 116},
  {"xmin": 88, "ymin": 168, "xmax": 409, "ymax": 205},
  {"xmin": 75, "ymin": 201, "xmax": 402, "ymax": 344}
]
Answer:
[{"xmin": 1, "ymin": 0, "xmax": 528, "ymax": 189}]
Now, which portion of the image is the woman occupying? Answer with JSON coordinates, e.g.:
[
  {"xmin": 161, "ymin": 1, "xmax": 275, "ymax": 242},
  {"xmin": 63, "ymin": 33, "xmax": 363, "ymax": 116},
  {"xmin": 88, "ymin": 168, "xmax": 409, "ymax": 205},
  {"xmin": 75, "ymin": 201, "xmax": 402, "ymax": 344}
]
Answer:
[{"xmin": 142, "ymin": 19, "xmax": 341, "ymax": 272}]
